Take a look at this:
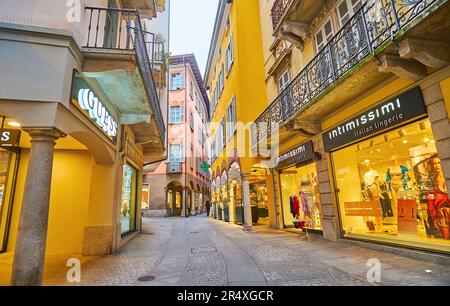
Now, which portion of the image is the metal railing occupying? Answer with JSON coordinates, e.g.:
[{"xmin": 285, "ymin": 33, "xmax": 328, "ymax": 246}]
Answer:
[
  {"xmin": 167, "ymin": 162, "xmax": 182, "ymax": 174},
  {"xmin": 271, "ymin": 0, "xmax": 293, "ymax": 31},
  {"xmin": 84, "ymin": 7, "xmax": 166, "ymax": 143},
  {"xmin": 253, "ymin": 0, "xmax": 442, "ymax": 146}
]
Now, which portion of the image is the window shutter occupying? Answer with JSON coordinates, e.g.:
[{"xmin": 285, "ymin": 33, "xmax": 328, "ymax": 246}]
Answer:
[
  {"xmin": 180, "ymin": 143, "xmax": 184, "ymax": 161},
  {"xmin": 180, "ymin": 105, "xmax": 184, "ymax": 122},
  {"xmin": 180, "ymin": 73, "xmax": 185, "ymax": 89}
]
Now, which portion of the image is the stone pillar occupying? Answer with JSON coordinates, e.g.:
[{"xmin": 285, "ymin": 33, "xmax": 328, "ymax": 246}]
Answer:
[
  {"xmin": 181, "ymin": 187, "xmax": 188, "ymax": 217},
  {"xmin": 242, "ymin": 173, "xmax": 253, "ymax": 232},
  {"xmin": 422, "ymin": 83, "xmax": 450, "ymax": 192},
  {"xmin": 314, "ymin": 138, "xmax": 339, "ymax": 242},
  {"xmin": 191, "ymin": 191, "xmax": 197, "ymax": 215},
  {"xmin": 269, "ymin": 168, "xmax": 281, "ymax": 229},
  {"xmin": 229, "ymin": 190, "xmax": 236, "ymax": 224},
  {"xmin": 12, "ymin": 128, "xmax": 65, "ymax": 286}
]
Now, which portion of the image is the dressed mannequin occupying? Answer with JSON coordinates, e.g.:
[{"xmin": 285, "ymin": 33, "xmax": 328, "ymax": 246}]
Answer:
[
  {"xmin": 363, "ymin": 160, "xmax": 383, "ymax": 231},
  {"xmin": 387, "ymin": 155, "xmax": 410, "ymax": 216},
  {"xmin": 427, "ymin": 156, "xmax": 450, "ymax": 239}
]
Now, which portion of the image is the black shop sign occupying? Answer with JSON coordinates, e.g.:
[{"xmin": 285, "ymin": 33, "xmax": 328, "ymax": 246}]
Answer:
[
  {"xmin": 0, "ymin": 129, "xmax": 21, "ymax": 147},
  {"xmin": 323, "ymin": 87, "xmax": 426, "ymax": 152},
  {"xmin": 275, "ymin": 141, "xmax": 318, "ymax": 169}
]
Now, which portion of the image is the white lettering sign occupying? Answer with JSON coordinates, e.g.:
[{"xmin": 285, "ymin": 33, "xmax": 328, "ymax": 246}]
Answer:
[
  {"xmin": 77, "ymin": 89, "xmax": 118, "ymax": 139},
  {"xmin": 1, "ymin": 131, "xmax": 10, "ymax": 142}
]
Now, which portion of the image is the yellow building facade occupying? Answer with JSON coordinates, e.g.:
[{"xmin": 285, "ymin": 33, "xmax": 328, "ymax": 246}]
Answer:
[
  {"xmin": 205, "ymin": 0, "xmax": 269, "ymax": 229},
  {"xmin": 253, "ymin": 0, "xmax": 450, "ymax": 253}
]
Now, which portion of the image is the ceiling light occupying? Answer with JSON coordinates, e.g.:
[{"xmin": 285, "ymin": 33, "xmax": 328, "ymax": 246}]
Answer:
[
  {"xmin": 424, "ymin": 138, "xmax": 430, "ymax": 143},
  {"xmin": 403, "ymin": 140, "xmax": 408, "ymax": 144},
  {"xmin": 8, "ymin": 121, "xmax": 21, "ymax": 127}
]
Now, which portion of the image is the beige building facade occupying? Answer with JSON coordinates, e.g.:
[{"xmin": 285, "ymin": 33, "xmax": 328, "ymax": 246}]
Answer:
[{"xmin": 0, "ymin": 0, "xmax": 169, "ymax": 285}]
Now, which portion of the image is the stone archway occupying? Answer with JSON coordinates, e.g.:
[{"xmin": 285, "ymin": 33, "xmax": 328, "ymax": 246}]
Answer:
[
  {"xmin": 228, "ymin": 162, "xmax": 242, "ymax": 224},
  {"xmin": 167, "ymin": 180, "xmax": 183, "ymax": 216}
]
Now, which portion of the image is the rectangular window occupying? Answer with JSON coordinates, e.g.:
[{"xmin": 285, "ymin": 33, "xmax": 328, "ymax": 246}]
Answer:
[
  {"xmin": 190, "ymin": 80, "xmax": 194, "ymax": 99},
  {"xmin": 227, "ymin": 96, "xmax": 237, "ymax": 140},
  {"xmin": 280, "ymin": 162, "xmax": 322, "ymax": 231},
  {"xmin": 219, "ymin": 65, "xmax": 225, "ymax": 95},
  {"xmin": 226, "ymin": 34, "xmax": 234, "ymax": 76},
  {"xmin": 171, "ymin": 73, "xmax": 184, "ymax": 90},
  {"xmin": 337, "ymin": 0, "xmax": 363, "ymax": 27},
  {"xmin": 141, "ymin": 184, "xmax": 150, "ymax": 210},
  {"xmin": 221, "ymin": 119, "xmax": 226, "ymax": 149},
  {"xmin": 170, "ymin": 105, "xmax": 183, "ymax": 124},
  {"xmin": 169, "ymin": 144, "xmax": 182, "ymax": 162},
  {"xmin": 120, "ymin": 164, "xmax": 138, "ymax": 235},
  {"xmin": 278, "ymin": 69, "xmax": 291, "ymax": 93},
  {"xmin": 189, "ymin": 111, "xmax": 194, "ymax": 131},
  {"xmin": 315, "ymin": 18, "xmax": 334, "ymax": 52}
]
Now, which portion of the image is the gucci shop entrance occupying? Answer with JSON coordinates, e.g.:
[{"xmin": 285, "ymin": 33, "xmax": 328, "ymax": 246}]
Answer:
[{"xmin": 324, "ymin": 87, "xmax": 450, "ymax": 253}]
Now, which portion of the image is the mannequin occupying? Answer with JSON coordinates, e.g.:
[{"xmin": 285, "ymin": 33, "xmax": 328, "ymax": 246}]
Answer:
[
  {"xmin": 427, "ymin": 156, "xmax": 450, "ymax": 239},
  {"xmin": 363, "ymin": 160, "xmax": 383, "ymax": 231},
  {"xmin": 387, "ymin": 155, "xmax": 410, "ymax": 216}
]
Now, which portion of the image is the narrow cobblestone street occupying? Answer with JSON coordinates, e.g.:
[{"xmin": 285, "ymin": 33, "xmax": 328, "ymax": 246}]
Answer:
[{"xmin": 55, "ymin": 216, "xmax": 450, "ymax": 286}]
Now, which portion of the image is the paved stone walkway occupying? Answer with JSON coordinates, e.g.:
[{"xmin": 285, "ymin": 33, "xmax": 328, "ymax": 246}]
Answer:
[{"xmin": 56, "ymin": 216, "xmax": 450, "ymax": 286}]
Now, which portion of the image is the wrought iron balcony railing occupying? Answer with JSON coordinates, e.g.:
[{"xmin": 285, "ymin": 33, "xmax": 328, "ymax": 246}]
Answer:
[
  {"xmin": 271, "ymin": 0, "xmax": 293, "ymax": 31},
  {"xmin": 253, "ymin": 0, "xmax": 442, "ymax": 146},
  {"xmin": 84, "ymin": 6, "xmax": 166, "ymax": 143}
]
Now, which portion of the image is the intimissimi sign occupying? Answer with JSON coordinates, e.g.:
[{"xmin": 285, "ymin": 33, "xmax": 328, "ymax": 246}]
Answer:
[
  {"xmin": 323, "ymin": 87, "xmax": 426, "ymax": 152},
  {"xmin": 276, "ymin": 141, "xmax": 317, "ymax": 169}
]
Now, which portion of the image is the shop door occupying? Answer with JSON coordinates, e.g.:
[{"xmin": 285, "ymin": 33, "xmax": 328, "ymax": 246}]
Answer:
[{"xmin": 0, "ymin": 148, "xmax": 18, "ymax": 253}]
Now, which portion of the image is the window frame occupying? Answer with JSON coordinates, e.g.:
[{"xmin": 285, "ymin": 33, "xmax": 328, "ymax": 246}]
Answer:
[
  {"xmin": 278, "ymin": 68, "xmax": 291, "ymax": 93},
  {"xmin": 170, "ymin": 105, "xmax": 183, "ymax": 124},
  {"xmin": 314, "ymin": 17, "xmax": 335, "ymax": 53}
]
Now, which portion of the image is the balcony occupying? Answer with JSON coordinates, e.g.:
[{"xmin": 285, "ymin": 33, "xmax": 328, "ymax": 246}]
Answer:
[
  {"xmin": 147, "ymin": 40, "xmax": 167, "ymax": 88},
  {"xmin": 254, "ymin": 0, "xmax": 450, "ymax": 147},
  {"xmin": 271, "ymin": 0, "xmax": 323, "ymax": 45},
  {"xmin": 81, "ymin": 7, "xmax": 166, "ymax": 162},
  {"xmin": 167, "ymin": 162, "xmax": 182, "ymax": 174},
  {"xmin": 121, "ymin": 0, "xmax": 158, "ymax": 17}
]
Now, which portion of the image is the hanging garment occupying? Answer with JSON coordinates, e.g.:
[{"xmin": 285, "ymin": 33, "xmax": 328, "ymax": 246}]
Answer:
[
  {"xmin": 293, "ymin": 196, "xmax": 300, "ymax": 218},
  {"xmin": 300, "ymin": 192, "xmax": 311, "ymax": 217},
  {"xmin": 289, "ymin": 196, "xmax": 295, "ymax": 218},
  {"xmin": 380, "ymin": 183, "xmax": 394, "ymax": 218}
]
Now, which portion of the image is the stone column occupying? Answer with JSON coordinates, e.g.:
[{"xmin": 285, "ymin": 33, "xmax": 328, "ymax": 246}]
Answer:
[
  {"xmin": 242, "ymin": 173, "xmax": 253, "ymax": 232},
  {"xmin": 12, "ymin": 128, "xmax": 65, "ymax": 286},
  {"xmin": 314, "ymin": 138, "xmax": 339, "ymax": 242},
  {"xmin": 181, "ymin": 187, "xmax": 188, "ymax": 217},
  {"xmin": 191, "ymin": 191, "xmax": 197, "ymax": 216},
  {"xmin": 422, "ymin": 83, "xmax": 450, "ymax": 192}
]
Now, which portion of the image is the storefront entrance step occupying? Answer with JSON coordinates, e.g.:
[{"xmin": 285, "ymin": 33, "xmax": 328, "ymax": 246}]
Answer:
[{"xmin": 338, "ymin": 238, "xmax": 450, "ymax": 266}]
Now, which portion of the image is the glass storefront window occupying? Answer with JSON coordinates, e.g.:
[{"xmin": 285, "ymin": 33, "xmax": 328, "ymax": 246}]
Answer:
[
  {"xmin": 250, "ymin": 181, "xmax": 269, "ymax": 223},
  {"xmin": 121, "ymin": 164, "xmax": 137, "ymax": 235},
  {"xmin": 280, "ymin": 162, "xmax": 322, "ymax": 231},
  {"xmin": 333, "ymin": 119, "xmax": 450, "ymax": 252},
  {"xmin": 141, "ymin": 184, "xmax": 150, "ymax": 210},
  {"xmin": 0, "ymin": 149, "xmax": 16, "ymax": 252}
]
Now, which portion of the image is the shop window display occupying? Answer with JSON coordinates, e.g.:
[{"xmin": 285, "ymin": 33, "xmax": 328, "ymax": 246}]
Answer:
[
  {"xmin": 280, "ymin": 163, "xmax": 322, "ymax": 231},
  {"xmin": 250, "ymin": 181, "xmax": 269, "ymax": 224},
  {"xmin": 333, "ymin": 119, "xmax": 450, "ymax": 252},
  {"xmin": 141, "ymin": 184, "xmax": 150, "ymax": 210},
  {"xmin": 121, "ymin": 164, "xmax": 137, "ymax": 235}
]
